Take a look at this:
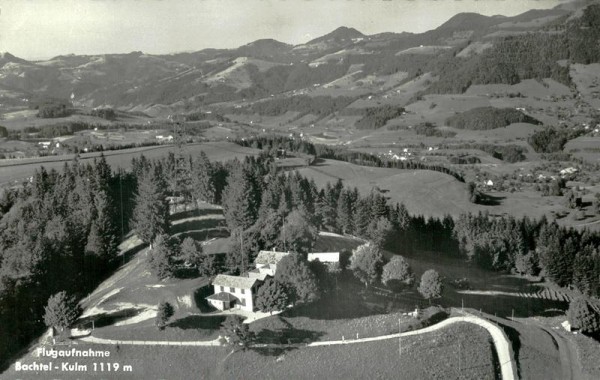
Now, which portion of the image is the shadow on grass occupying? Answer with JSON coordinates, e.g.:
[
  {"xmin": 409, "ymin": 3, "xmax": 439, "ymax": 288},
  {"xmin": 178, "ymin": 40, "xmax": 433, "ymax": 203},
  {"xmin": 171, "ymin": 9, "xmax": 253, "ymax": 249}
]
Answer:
[
  {"xmin": 173, "ymin": 266, "xmax": 203, "ymax": 279},
  {"xmin": 478, "ymin": 193, "xmax": 505, "ymax": 206},
  {"xmin": 282, "ymin": 291, "xmax": 380, "ymax": 320},
  {"xmin": 77, "ymin": 308, "xmax": 142, "ymax": 329},
  {"xmin": 176, "ymin": 229, "xmax": 229, "ymax": 243},
  {"xmin": 171, "ymin": 219, "xmax": 227, "ymax": 235},
  {"xmin": 169, "ymin": 315, "xmax": 226, "ymax": 330},
  {"xmin": 121, "ymin": 242, "xmax": 148, "ymax": 264},
  {"xmin": 252, "ymin": 318, "xmax": 325, "ymax": 356},
  {"xmin": 170, "ymin": 208, "xmax": 223, "ymax": 221}
]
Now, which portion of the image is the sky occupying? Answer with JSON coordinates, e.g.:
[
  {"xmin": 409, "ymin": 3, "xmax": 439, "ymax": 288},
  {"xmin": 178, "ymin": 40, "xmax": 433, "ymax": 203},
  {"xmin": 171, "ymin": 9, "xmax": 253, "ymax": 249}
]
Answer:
[{"xmin": 0, "ymin": 0, "xmax": 567, "ymax": 60}]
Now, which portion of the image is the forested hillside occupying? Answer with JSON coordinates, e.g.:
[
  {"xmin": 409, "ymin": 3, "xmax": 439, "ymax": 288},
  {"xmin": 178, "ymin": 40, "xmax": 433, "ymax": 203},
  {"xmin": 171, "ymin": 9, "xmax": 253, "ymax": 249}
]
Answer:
[{"xmin": 446, "ymin": 107, "xmax": 540, "ymax": 130}]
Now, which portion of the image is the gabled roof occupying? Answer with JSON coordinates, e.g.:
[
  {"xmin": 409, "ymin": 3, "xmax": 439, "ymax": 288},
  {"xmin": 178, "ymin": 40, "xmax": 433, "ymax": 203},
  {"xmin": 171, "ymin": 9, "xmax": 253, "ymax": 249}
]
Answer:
[
  {"xmin": 308, "ymin": 252, "xmax": 340, "ymax": 263},
  {"xmin": 246, "ymin": 269, "xmax": 270, "ymax": 281},
  {"xmin": 206, "ymin": 292, "xmax": 238, "ymax": 302},
  {"xmin": 255, "ymin": 250, "xmax": 290, "ymax": 266},
  {"xmin": 212, "ymin": 274, "xmax": 259, "ymax": 289}
]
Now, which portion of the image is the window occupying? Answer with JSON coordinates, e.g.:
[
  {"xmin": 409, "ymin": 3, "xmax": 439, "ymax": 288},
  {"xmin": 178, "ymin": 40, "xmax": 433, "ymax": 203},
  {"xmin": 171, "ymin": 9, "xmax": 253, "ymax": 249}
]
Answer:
[
  {"xmin": 230, "ymin": 287, "xmax": 235, "ymax": 293},
  {"xmin": 241, "ymin": 289, "xmax": 245, "ymax": 295},
  {"xmin": 220, "ymin": 286, "xmax": 224, "ymax": 292}
]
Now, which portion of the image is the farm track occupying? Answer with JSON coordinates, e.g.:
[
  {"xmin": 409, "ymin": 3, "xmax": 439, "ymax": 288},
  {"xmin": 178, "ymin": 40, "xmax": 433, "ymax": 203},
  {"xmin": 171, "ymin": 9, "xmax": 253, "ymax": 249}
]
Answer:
[{"xmin": 78, "ymin": 313, "xmax": 517, "ymax": 380}]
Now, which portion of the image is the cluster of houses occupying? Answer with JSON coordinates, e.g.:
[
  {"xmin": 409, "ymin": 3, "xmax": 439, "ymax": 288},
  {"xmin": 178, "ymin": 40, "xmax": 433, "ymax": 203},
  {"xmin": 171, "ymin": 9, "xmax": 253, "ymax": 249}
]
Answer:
[{"xmin": 206, "ymin": 250, "xmax": 339, "ymax": 312}]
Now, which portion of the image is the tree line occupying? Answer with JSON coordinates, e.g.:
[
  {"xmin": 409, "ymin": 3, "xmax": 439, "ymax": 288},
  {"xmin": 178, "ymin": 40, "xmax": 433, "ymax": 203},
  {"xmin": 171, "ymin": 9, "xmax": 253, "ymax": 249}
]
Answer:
[{"xmin": 234, "ymin": 135, "xmax": 466, "ymax": 182}]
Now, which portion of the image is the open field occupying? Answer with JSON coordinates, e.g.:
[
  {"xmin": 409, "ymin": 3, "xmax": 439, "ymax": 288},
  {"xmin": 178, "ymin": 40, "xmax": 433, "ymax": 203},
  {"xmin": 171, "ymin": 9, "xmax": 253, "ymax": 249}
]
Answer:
[
  {"xmin": 2, "ymin": 323, "xmax": 497, "ymax": 380},
  {"xmin": 297, "ymin": 159, "xmax": 473, "ymax": 218},
  {"xmin": 565, "ymin": 135, "xmax": 600, "ymax": 164},
  {"xmin": 0, "ymin": 141, "xmax": 260, "ymax": 186}
]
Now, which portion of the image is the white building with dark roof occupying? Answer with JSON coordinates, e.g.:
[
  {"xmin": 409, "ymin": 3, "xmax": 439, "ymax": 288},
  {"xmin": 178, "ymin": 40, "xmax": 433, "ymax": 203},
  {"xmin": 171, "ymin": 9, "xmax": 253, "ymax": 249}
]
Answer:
[
  {"xmin": 206, "ymin": 251, "xmax": 291, "ymax": 312},
  {"xmin": 207, "ymin": 274, "xmax": 260, "ymax": 312}
]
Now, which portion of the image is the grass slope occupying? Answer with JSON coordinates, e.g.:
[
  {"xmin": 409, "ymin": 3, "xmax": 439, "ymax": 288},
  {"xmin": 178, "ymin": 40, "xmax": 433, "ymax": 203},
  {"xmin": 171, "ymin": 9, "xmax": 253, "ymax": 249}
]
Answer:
[
  {"xmin": 297, "ymin": 159, "xmax": 474, "ymax": 218},
  {"xmin": 3, "ymin": 323, "xmax": 496, "ymax": 379}
]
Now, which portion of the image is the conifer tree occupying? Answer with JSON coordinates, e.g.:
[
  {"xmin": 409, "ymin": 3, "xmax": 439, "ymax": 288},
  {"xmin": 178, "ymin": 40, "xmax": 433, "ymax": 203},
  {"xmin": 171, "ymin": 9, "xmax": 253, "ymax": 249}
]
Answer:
[
  {"xmin": 132, "ymin": 165, "xmax": 170, "ymax": 245},
  {"xmin": 222, "ymin": 165, "xmax": 259, "ymax": 231},
  {"xmin": 43, "ymin": 291, "xmax": 81, "ymax": 333},
  {"xmin": 191, "ymin": 151, "xmax": 215, "ymax": 205}
]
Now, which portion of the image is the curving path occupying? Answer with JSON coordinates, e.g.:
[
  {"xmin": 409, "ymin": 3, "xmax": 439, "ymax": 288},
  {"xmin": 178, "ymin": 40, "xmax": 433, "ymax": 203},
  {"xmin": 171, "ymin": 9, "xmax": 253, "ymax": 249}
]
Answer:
[{"xmin": 79, "ymin": 313, "xmax": 517, "ymax": 380}]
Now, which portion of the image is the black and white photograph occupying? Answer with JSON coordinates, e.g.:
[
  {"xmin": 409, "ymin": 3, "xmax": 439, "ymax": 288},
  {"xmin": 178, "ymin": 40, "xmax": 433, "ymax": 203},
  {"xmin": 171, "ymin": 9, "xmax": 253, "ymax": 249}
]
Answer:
[{"xmin": 1, "ymin": 0, "xmax": 600, "ymax": 378}]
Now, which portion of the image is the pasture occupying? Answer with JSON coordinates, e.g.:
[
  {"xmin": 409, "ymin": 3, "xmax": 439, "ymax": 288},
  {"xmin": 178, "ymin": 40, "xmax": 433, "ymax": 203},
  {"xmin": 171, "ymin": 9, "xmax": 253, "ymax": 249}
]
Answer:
[{"xmin": 3, "ymin": 323, "xmax": 496, "ymax": 379}]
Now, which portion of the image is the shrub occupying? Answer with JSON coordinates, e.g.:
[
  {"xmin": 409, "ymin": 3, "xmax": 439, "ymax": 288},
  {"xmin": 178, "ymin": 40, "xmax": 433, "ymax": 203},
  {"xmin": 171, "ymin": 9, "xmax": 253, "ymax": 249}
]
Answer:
[{"xmin": 155, "ymin": 301, "xmax": 175, "ymax": 330}]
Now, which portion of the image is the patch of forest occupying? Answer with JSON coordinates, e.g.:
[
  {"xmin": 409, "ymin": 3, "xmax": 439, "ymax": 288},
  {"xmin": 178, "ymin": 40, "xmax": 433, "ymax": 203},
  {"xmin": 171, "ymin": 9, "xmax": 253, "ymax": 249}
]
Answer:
[
  {"xmin": 355, "ymin": 105, "xmax": 405, "ymax": 130},
  {"xmin": 226, "ymin": 95, "xmax": 355, "ymax": 117},
  {"xmin": 528, "ymin": 127, "xmax": 585, "ymax": 153},
  {"xmin": 446, "ymin": 107, "xmax": 540, "ymax": 130}
]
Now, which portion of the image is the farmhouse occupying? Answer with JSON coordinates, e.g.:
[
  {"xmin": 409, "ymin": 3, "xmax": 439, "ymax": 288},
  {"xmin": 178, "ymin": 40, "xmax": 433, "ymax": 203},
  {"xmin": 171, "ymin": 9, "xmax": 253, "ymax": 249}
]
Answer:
[
  {"xmin": 207, "ymin": 275, "xmax": 259, "ymax": 312},
  {"xmin": 206, "ymin": 250, "xmax": 290, "ymax": 312},
  {"xmin": 254, "ymin": 250, "xmax": 290, "ymax": 276}
]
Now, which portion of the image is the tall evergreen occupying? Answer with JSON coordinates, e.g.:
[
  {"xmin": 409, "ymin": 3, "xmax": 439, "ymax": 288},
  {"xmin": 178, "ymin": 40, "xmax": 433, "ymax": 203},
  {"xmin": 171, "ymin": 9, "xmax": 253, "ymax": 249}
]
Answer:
[
  {"xmin": 191, "ymin": 151, "xmax": 216, "ymax": 204},
  {"xmin": 221, "ymin": 164, "xmax": 260, "ymax": 231},
  {"xmin": 131, "ymin": 164, "xmax": 170, "ymax": 245}
]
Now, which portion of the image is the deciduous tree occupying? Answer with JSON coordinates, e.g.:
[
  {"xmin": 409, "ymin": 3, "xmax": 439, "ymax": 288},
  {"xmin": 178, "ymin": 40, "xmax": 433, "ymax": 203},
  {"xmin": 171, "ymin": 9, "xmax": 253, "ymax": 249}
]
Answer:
[
  {"xmin": 280, "ymin": 208, "xmax": 318, "ymax": 254},
  {"xmin": 418, "ymin": 269, "xmax": 443, "ymax": 303},
  {"xmin": 382, "ymin": 256, "xmax": 414, "ymax": 288},
  {"xmin": 221, "ymin": 315, "xmax": 254, "ymax": 349},
  {"xmin": 349, "ymin": 242, "xmax": 384, "ymax": 288},
  {"xmin": 275, "ymin": 254, "xmax": 319, "ymax": 305}
]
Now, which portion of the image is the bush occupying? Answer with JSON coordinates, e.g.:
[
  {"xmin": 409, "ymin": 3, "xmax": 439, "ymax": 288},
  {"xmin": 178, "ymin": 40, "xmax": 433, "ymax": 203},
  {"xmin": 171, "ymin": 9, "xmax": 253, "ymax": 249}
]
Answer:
[{"xmin": 155, "ymin": 301, "xmax": 175, "ymax": 330}]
